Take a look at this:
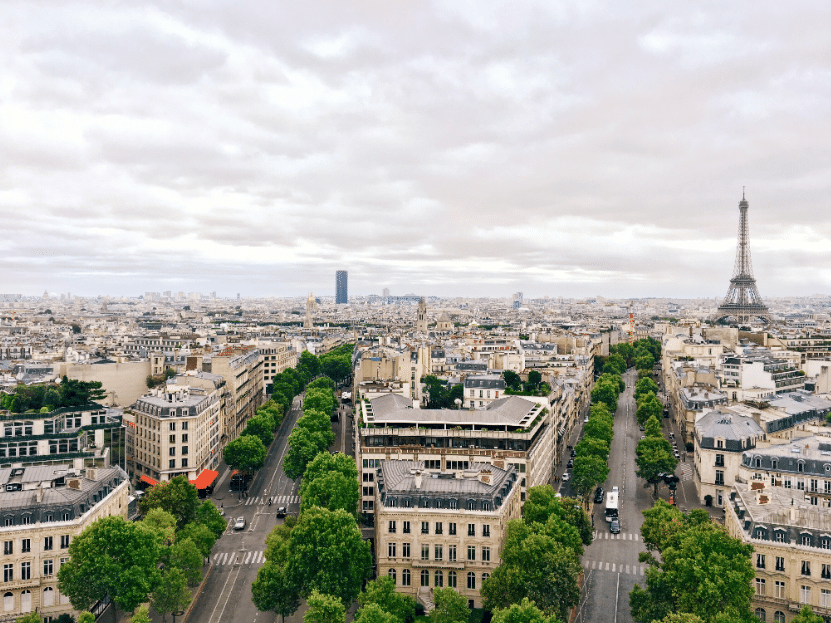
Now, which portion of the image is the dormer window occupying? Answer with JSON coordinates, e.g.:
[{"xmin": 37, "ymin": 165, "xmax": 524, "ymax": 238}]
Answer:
[{"xmin": 717, "ymin": 440, "xmax": 724, "ymax": 449}]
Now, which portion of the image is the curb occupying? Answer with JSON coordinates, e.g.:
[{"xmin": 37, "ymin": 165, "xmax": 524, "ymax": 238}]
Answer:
[{"xmin": 181, "ymin": 563, "xmax": 214, "ymax": 623}]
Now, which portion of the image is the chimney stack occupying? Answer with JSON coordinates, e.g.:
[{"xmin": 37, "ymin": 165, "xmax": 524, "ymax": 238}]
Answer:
[{"xmin": 414, "ymin": 470, "xmax": 422, "ymax": 490}]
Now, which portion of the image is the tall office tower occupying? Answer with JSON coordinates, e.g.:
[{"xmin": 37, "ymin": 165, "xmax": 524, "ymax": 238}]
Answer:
[
  {"xmin": 336, "ymin": 270, "xmax": 348, "ymax": 304},
  {"xmin": 382, "ymin": 287, "xmax": 390, "ymax": 298},
  {"xmin": 714, "ymin": 191, "xmax": 771, "ymax": 324}
]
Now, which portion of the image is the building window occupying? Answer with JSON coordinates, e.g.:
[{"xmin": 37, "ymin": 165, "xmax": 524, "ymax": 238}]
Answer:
[
  {"xmin": 802, "ymin": 534, "xmax": 812, "ymax": 546},
  {"xmin": 467, "ymin": 572, "xmax": 476, "ymax": 590},
  {"xmin": 773, "ymin": 612, "xmax": 785, "ymax": 623},
  {"xmin": 801, "ymin": 585, "xmax": 811, "ymax": 604},
  {"xmin": 169, "ymin": 447, "xmax": 176, "ymax": 456},
  {"xmin": 169, "ymin": 434, "xmax": 176, "ymax": 444},
  {"xmin": 775, "ymin": 531, "xmax": 786, "ymax": 543},
  {"xmin": 449, "ymin": 523, "xmax": 456, "ymax": 536},
  {"xmin": 468, "ymin": 524, "xmax": 476, "ymax": 537},
  {"xmin": 802, "ymin": 561, "xmax": 811, "ymax": 576},
  {"xmin": 754, "ymin": 608, "xmax": 766, "ymax": 622},
  {"xmin": 822, "ymin": 564, "xmax": 831, "ymax": 580},
  {"xmin": 435, "ymin": 571, "xmax": 443, "ymax": 587},
  {"xmin": 388, "ymin": 521, "xmax": 396, "ymax": 533},
  {"xmin": 756, "ymin": 554, "xmax": 765, "ymax": 569},
  {"xmin": 715, "ymin": 454, "xmax": 725, "ymax": 467},
  {"xmin": 774, "ymin": 581, "xmax": 785, "ymax": 599},
  {"xmin": 421, "ymin": 570, "xmax": 430, "ymax": 587},
  {"xmin": 467, "ymin": 546, "xmax": 476, "ymax": 561},
  {"xmin": 1, "ymin": 542, "xmax": 10, "ymax": 556},
  {"xmin": 421, "ymin": 545, "xmax": 429, "ymax": 561},
  {"xmin": 388, "ymin": 568, "xmax": 396, "ymax": 584},
  {"xmin": 822, "ymin": 538, "xmax": 831, "ymax": 550},
  {"xmin": 169, "ymin": 459, "xmax": 176, "ymax": 468},
  {"xmin": 2, "ymin": 565, "xmax": 10, "ymax": 582},
  {"xmin": 44, "ymin": 536, "xmax": 53, "ymax": 551},
  {"xmin": 482, "ymin": 524, "xmax": 490, "ymax": 537},
  {"xmin": 403, "ymin": 521, "xmax": 410, "ymax": 534},
  {"xmin": 402, "ymin": 569, "xmax": 411, "ymax": 586},
  {"xmin": 181, "ymin": 446, "xmax": 188, "ymax": 456},
  {"xmin": 21, "ymin": 539, "xmax": 29, "ymax": 553},
  {"xmin": 182, "ymin": 422, "xmax": 188, "ymax": 430},
  {"xmin": 43, "ymin": 586, "xmax": 54, "ymax": 607},
  {"xmin": 43, "ymin": 559, "xmax": 54, "ymax": 576},
  {"xmin": 755, "ymin": 578, "xmax": 765, "ymax": 596},
  {"xmin": 448, "ymin": 571, "xmax": 457, "ymax": 588},
  {"xmin": 822, "ymin": 589, "xmax": 831, "ymax": 608},
  {"xmin": 448, "ymin": 545, "xmax": 456, "ymax": 562},
  {"xmin": 402, "ymin": 543, "xmax": 410, "ymax": 558},
  {"xmin": 20, "ymin": 562, "xmax": 30, "ymax": 580},
  {"xmin": 422, "ymin": 522, "xmax": 429, "ymax": 534},
  {"xmin": 810, "ymin": 479, "xmax": 818, "ymax": 493},
  {"xmin": 482, "ymin": 546, "xmax": 491, "ymax": 562},
  {"xmin": 715, "ymin": 470, "xmax": 724, "ymax": 486},
  {"xmin": 169, "ymin": 422, "xmax": 176, "ymax": 431},
  {"xmin": 388, "ymin": 543, "xmax": 396, "ymax": 558},
  {"xmin": 776, "ymin": 557, "xmax": 785, "ymax": 572},
  {"xmin": 435, "ymin": 522, "xmax": 443, "ymax": 535},
  {"xmin": 181, "ymin": 458, "xmax": 188, "ymax": 468},
  {"xmin": 434, "ymin": 546, "xmax": 443, "ymax": 561}
]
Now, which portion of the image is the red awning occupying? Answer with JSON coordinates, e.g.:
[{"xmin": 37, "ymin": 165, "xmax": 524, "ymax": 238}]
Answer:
[
  {"xmin": 190, "ymin": 469, "xmax": 219, "ymax": 490},
  {"xmin": 139, "ymin": 475, "xmax": 157, "ymax": 487}
]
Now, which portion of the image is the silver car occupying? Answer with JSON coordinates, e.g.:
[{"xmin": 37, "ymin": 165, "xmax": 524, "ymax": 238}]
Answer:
[{"xmin": 233, "ymin": 517, "xmax": 246, "ymax": 531}]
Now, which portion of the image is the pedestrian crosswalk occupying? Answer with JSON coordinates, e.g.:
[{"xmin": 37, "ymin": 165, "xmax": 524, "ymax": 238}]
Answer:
[
  {"xmin": 244, "ymin": 495, "xmax": 300, "ymax": 506},
  {"xmin": 679, "ymin": 463, "xmax": 693, "ymax": 481},
  {"xmin": 583, "ymin": 560, "xmax": 645, "ymax": 575},
  {"xmin": 592, "ymin": 531, "xmax": 639, "ymax": 541},
  {"xmin": 212, "ymin": 550, "xmax": 267, "ymax": 566}
]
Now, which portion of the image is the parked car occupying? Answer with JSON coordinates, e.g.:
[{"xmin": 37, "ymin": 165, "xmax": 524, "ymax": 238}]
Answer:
[
  {"xmin": 570, "ymin": 449, "xmax": 577, "ymax": 458},
  {"xmin": 610, "ymin": 518, "xmax": 621, "ymax": 534},
  {"xmin": 639, "ymin": 425, "xmax": 645, "ymax": 431},
  {"xmin": 561, "ymin": 473, "xmax": 570, "ymax": 482},
  {"xmin": 233, "ymin": 517, "xmax": 246, "ymax": 531},
  {"xmin": 276, "ymin": 506, "xmax": 287, "ymax": 518},
  {"xmin": 594, "ymin": 487, "xmax": 605, "ymax": 503},
  {"xmin": 584, "ymin": 416, "xmax": 589, "ymax": 423},
  {"xmin": 566, "ymin": 459, "xmax": 574, "ymax": 469}
]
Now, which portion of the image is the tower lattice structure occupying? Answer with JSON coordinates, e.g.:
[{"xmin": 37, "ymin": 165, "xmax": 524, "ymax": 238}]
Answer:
[{"xmin": 714, "ymin": 192, "xmax": 771, "ymax": 324}]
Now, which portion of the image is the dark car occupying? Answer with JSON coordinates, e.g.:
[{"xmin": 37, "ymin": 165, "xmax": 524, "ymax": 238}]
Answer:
[
  {"xmin": 570, "ymin": 449, "xmax": 577, "ymax": 458},
  {"xmin": 594, "ymin": 487, "xmax": 605, "ymax": 503},
  {"xmin": 276, "ymin": 506, "xmax": 287, "ymax": 518},
  {"xmin": 610, "ymin": 518, "xmax": 621, "ymax": 534},
  {"xmin": 566, "ymin": 459, "xmax": 574, "ymax": 469}
]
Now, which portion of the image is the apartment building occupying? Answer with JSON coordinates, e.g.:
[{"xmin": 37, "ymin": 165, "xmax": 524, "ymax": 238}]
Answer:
[
  {"xmin": 0, "ymin": 406, "xmax": 123, "ymax": 471},
  {"xmin": 0, "ymin": 464, "xmax": 130, "ymax": 622},
  {"xmin": 357, "ymin": 394, "xmax": 552, "ymax": 515},
  {"xmin": 205, "ymin": 346, "xmax": 263, "ymax": 442},
  {"xmin": 694, "ymin": 410, "xmax": 765, "ymax": 507},
  {"xmin": 463, "ymin": 375, "xmax": 506, "ymax": 410},
  {"xmin": 727, "ymin": 481, "xmax": 831, "ymax": 622},
  {"xmin": 255, "ymin": 341, "xmax": 297, "ymax": 393},
  {"xmin": 129, "ymin": 386, "xmax": 220, "ymax": 485},
  {"xmin": 374, "ymin": 460, "xmax": 521, "ymax": 609},
  {"xmin": 720, "ymin": 352, "xmax": 806, "ymax": 402}
]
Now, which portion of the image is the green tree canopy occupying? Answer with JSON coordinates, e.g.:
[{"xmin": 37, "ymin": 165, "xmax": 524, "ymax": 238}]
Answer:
[
  {"xmin": 304, "ymin": 388, "xmax": 336, "ymax": 416},
  {"xmin": 243, "ymin": 414, "xmax": 275, "ymax": 448},
  {"xmin": 503, "ymin": 370, "xmax": 522, "ymax": 391},
  {"xmin": 636, "ymin": 393, "xmax": 662, "ymax": 427},
  {"xmin": 522, "ymin": 487, "xmax": 592, "ymax": 545},
  {"xmin": 583, "ymin": 416, "xmax": 613, "ymax": 447},
  {"xmin": 164, "ymin": 537, "xmax": 203, "ymax": 586},
  {"xmin": 574, "ymin": 436, "xmax": 610, "ymax": 461},
  {"xmin": 304, "ymin": 590, "xmax": 346, "ymax": 623},
  {"xmin": 635, "ymin": 377, "xmax": 659, "ymax": 401},
  {"xmin": 603, "ymin": 353, "xmax": 627, "ymax": 375},
  {"xmin": 129, "ymin": 607, "xmax": 151, "ymax": 623},
  {"xmin": 527, "ymin": 371, "xmax": 542, "ymax": 389},
  {"xmin": 430, "ymin": 587, "xmax": 469, "ymax": 623},
  {"xmin": 597, "ymin": 372, "xmax": 625, "ymax": 393},
  {"xmin": 252, "ymin": 562, "xmax": 302, "ymax": 623},
  {"xmin": 590, "ymin": 380, "xmax": 619, "ymax": 413},
  {"xmin": 570, "ymin": 454, "xmax": 610, "ymax": 500},
  {"xmin": 178, "ymin": 522, "xmax": 217, "ymax": 559},
  {"xmin": 300, "ymin": 452, "xmax": 360, "ymax": 518},
  {"xmin": 481, "ymin": 520, "xmax": 581, "ymax": 622},
  {"xmin": 140, "ymin": 508, "xmax": 177, "ymax": 545},
  {"xmin": 635, "ymin": 436, "xmax": 678, "ymax": 496},
  {"xmin": 285, "ymin": 507, "xmax": 372, "ymax": 606},
  {"xmin": 297, "ymin": 351, "xmax": 322, "ymax": 384},
  {"xmin": 137, "ymin": 476, "xmax": 201, "ymax": 529},
  {"xmin": 151, "ymin": 567, "xmax": 191, "ymax": 623},
  {"xmin": 321, "ymin": 357, "xmax": 352, "ymax": 384},
  {"xmin": 630, "ymin": 504, "xmax": 754, "ymax": 623},
  {"xmin": 357, "ymin": 576, "xmax": 417, "ymax": 623},
  {"xmin": 491, "ymin": 598, "xmax": 563, "ymax": 623},
  {"xmin": 224, "ymin": 434, "xmax": 268, "ymax": 475},
  {"xmin": 791, "ymin": 605, "xmax": 824, "ymax": 623},
  {"xmin": 354, "ymin": 603, "xmax": 400, "ymax": 623},
  {"xmin": 644, "ymin": 414, "xmax": 662, "ymax": 438},
  {"xmin": 194, "ymin": 500, "xmax": 227, "ymax": 539},
  {"xmin": 298, "ymin": 409, "xmax": 336, "ymax": 441},
  {"xmin": 283, "ymin": 426, "xmax": 332, "ymax": 480},
  {"xmin": 58, "ymin": 516, "xmax": 161, "ymax": 614}
]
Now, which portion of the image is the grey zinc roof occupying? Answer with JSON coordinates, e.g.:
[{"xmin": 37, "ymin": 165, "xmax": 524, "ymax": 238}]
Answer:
[
  {"xmin": 369, "ymin": 393, "xmax": 538, "ymax": 427},
  {"xmin": 696, "ymin": 409, "xmax": 764, "ymax": 443},
  {"xmin": 379, "ymin": 460, "xmax": 512, "ymax": 495}
]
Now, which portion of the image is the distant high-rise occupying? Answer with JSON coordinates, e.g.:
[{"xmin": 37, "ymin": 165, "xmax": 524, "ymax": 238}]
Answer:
[
  {"xmin": 336, "ymin": 270, "xmax": 348, "ymax": 304},
  {"xmin": 382, "ymin": 287, "xmax": 390, "ymax": 298}
]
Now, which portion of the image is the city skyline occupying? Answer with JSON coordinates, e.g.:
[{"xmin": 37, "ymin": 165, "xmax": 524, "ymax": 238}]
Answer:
[{"xmin": 2, "ymin": 2, "xmax": 830, "ymax": 298}]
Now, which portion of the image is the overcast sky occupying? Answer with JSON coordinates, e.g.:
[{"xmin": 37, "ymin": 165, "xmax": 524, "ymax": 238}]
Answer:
[{"xmin": 2, "ymin": 2, "xmax": 830, "ymax": 300}]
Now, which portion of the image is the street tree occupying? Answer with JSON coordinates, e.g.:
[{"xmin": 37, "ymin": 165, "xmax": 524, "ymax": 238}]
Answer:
[
  {"xmin": 357, "ymin": 576, "xmax": 417, "ymax": 623},
  {"xmin": 304, "ymin": 388, "xmax": 335, "ymax": 416},
  {"xmin": 244, "ymin": 414, "xmax": 275, "ymax": 447},
  {"xmin": 481, "ymin": 521, "xmax": 581, "ymax": 622},
  {"xmin": 140, "ymin": 508, "xmax": 177, "ymax": 545},
  {"xmin": 300, "ymin": 453, "xmax": 360, "ymax": 518},
  {"xmin": 590, "ymin": 381, "xmax": 618, "ymax": 413},
  {"xmin": 129, "ymin": 607, "xmax": 151, "ymax": 623},
  {"xmin": 194, "ymin": 500, "xmax": 227, "ymax": 539},
  {"xmin": 150, "ymin": 567, "xmax": 191, "ymax": 623},
  {"xmin": 178, "ymin": 522, "xmax": 217, "ymax": 559},
  {"xmin": 636, "ymin": 393, "xmax": 662, "ymax": 427},
  {"xmin": 491, "ymin": 598, "xmax": 563, "ymax": 623},
  {"xmin": 252, "ymin": 562, "xmax": 302, "ymax": 623},
  {"xmin": 635, "ymin": 377, "xmax": 659, "ymax": 401},
  {"xmin": 58, "ymin": 516, "xmax": 161, "ymax": 620},
  {"xmin": 353, "ymin": 603, "xmax": 399, "ymax": 623},
  {"xmin": 635, "ymin": 436, "xmax": 678, "ymax": 496},
  {"xmin": 286, "ymin": 507, "xmax": 372, "ymax": 606},
  {"xmin": 610, "ymin": 342, "xmax": 634, "ymax": 362},
  {"xmin": 791, "ymin": 605, "xmax": 824, "ymax": 623},
  {"xmin": 137, "ymin": 476, "xmax": 200, "ymax": 529},
  {"xmin": 603, "ymin": 353, "xmax": 627, "ymax": 375},
  {"xmin": 165, "ymin": 537, "xmax": 203, "ymax": 586},
  {"xmin": 224, "ymin": 434, "xmax": 268, "ymax": 475},
  {"xmin": 574, "ymin": 436, "xmax": 610, "ymax": 461},
  {"xmin": 598, "ymin": 373, "xmax": 625, "ymax": 393},
  {"xmin": 298, "ymin": 409, "xmax": 336, "ymax": 443},
  {"xmin": 522, "ymin": 488, "xmax": 592, "ymax": 545},
  {"xmin": 644, "ymin": 415, "xmax": 662, "ymax": 438},
  {"xmin": 304, "ymin": 590, "xmax": 346, "ymax": 623},
  {"xmin": 583, "ymin": 416, "xmax": 613, "ymax": 446},
  {"xmin": 630, "ymin": 504, "xmax": 755, "ymax": 623},
  {"xmin": 77, "ymin": 613, "xmax": 96, "ymax": 623},
  {"xmin": 321, "ymin": 356, "xmax": 352, "ymax": 384},
  {"xmin": 430, "ymin": 588, "xmax": 469, "ymax": 623},
  {"xmin": 297, "ymin": 351, "xmax": 322, "ymax": 384},
  {"xmin": 570, "ymin": 454, "xmax": 610, "ymax": 501},
  {"xmin": 283, "ymin": 426, "xmax": 331, "ymax": 480},
  {"xmin": 527, "ymin": 370, "xmax": 542, "ymax": 389},
  {"xmin": 15, "ymin": 613, "xmax": 41, "ymax": 623}
]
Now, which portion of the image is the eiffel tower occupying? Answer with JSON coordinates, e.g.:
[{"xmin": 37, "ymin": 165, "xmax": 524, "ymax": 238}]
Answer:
[{"xmin": 714, "ymin": 191, "xmax": 772, "ymax": 324}]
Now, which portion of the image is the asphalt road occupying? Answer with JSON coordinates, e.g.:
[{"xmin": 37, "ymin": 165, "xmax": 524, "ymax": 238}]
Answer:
[
  {"xmin": 187, "ymin": 395, "xmax": 306, "ymax": 623},
  {"xmin": 574, "ymin": 368, "xmax": 655, "ymax": 623}
]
